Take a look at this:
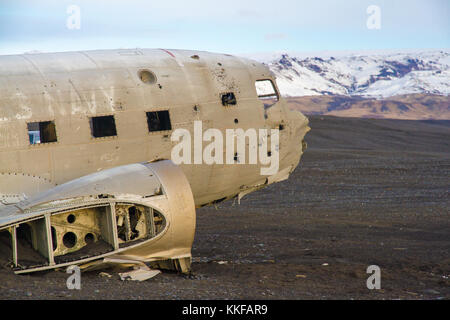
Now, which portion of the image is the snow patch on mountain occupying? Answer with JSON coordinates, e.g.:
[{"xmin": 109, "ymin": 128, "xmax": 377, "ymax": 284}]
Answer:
[{"xmin": 250, "ymin": 50, "xmax": 450, "ymax": 98}]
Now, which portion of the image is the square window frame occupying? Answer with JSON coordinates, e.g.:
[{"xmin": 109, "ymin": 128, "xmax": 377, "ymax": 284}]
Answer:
[
  {"xmin": 26, "ymin": 120, "xmax": 58, "ymax": 145},
  {"xmin": 89, "ymin": 115, "xmax": 118, "ymax": 139},
  {"xmin": 146, "ymin": 110, "xmax": 172, "ymax": 134}
]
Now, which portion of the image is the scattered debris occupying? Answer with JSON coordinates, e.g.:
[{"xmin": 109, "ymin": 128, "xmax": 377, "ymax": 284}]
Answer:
[
  {"xmin": 296, "ymin": 274, "xmax": 307, "ymax": 278},
  {"xmin": 216, "ymin": 261, "xmax": 228, "ymax": 265},
  {"xmin": 263, "ymin": 259, "xmax": 275, "ymax": 263},
  {"xmin": 99, "ymin": 272, "xmax": 112, "ymax": 278},
  {"xmin": 85, "ymin": 257, "xmax": 162, "ymax": 281},
  {"xmin": 119, "ymin": 266, "xmax": 161, "ymax": 281},
  {"xmin": 322, "ymin": 263, "xmax": 329, "ymax": 266}
]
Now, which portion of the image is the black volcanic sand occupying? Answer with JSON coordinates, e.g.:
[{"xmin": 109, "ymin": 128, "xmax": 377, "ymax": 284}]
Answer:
[{"xmin": 0, "ymin": 116, "xmax": 449, "ymax": 300}]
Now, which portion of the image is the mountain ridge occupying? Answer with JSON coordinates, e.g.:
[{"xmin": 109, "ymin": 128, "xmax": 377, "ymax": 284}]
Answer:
[
  {"xmin": 248, "ymin": 50, "xmax": 449, "ymax": 119},
  {"xmin": 254, "ymin": 50, "xmax": 450, "ymax": 98}
]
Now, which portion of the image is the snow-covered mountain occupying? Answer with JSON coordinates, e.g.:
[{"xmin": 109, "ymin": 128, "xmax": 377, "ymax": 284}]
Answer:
[{"xmin": 251, "ymin": 50, "xmax": 450, "ymax": 98}]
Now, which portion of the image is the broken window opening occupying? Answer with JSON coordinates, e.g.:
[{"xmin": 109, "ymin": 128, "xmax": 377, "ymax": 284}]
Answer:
[
  {"xmin": 90, "ymin": 115, "xmax": 117, "ymax": 138},
  {"xmin": 146, "ymin": 110, "xmax": 172, "ymax": 132},
  {"xmin": 116, "ymin": 205, "xmax": 146, "ymax": 244},
  {"xmin": 116, "ymin": 204, "xmax": 166, "ymax": 248},
  {"xmin": 255, "ymin": 79, "xmax": 279, "ymax": 109},
  {"xmin": 27, "ymin": 121, "xmax": 57, "ymax": 144},
  {"xmin": 221, "ymin": 92, "xmax": 237, "ymax": 106}
]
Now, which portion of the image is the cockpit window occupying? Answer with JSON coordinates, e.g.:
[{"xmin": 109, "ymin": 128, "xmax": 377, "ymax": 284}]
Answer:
[{"xmin": 255, "ymin": 79, "xmax": 279, "ymax": 108}]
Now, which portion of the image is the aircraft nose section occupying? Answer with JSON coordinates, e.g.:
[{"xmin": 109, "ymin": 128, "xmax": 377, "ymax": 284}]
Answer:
[
  {"xmin": 283, "ymin": 109, "xmax": 310, "ymax": 171},
  {"xmin": 288, "ymin": 109, "xmax": 310, "ymax": 152}
]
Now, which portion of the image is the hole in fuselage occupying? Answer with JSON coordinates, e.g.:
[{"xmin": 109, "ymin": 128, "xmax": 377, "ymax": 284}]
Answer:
[
  {"xmin": 84, "ymin": 233, "xmax": 95, "ymax": 245},
  {"xmin": 67, "ymin": 214, "xmax": 76, "ymax": 224},
  {"xmin": 63, "ymin": 232, "xmax": 77, "ymax": 249}
]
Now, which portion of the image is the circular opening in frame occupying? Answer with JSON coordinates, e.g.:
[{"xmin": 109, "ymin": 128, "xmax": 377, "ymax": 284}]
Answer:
[{"xmin": 139, "ymin": 70, "xmax": 157, "ymax": 85}]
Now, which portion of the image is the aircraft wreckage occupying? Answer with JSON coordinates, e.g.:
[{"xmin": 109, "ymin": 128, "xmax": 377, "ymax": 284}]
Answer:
[{"xmin": 0, "ymin": 49, "xmax": 309, "ymax": 275}]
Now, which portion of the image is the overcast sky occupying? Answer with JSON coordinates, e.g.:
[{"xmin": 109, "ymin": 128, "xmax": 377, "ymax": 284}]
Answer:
[{"xmin": 0, "ymin": 0, "xmax": 448, "ymax": 55}]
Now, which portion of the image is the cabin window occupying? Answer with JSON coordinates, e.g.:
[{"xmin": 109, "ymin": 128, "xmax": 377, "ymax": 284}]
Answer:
[
  {"xmin": 27, "ymin": 121, "xmax": 57, "ymax": 144},
  {"xmin": 221, "ymin": 92, "xmax": 237, "ymax": 106},
  {"xmin": 90, "ymin": 115, "xmax": 117, "ymax": 138},
  {"xmin": 146, "ymin": 110, "xmax": 172, "ymax": 132},
  {"xmin": 255, "ymin": 79, "xmax": 279, "ymax": 108}
]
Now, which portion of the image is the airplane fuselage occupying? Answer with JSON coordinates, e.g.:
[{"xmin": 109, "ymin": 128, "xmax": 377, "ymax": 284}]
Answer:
[{"xmin": 0, "ymin": 48, "xmax": 309, "ymax": 207}]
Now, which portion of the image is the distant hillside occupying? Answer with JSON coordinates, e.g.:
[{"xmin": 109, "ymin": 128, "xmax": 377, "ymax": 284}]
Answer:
[{"xmin": 287, "ymin": 94, "xmax": 450, "ymax": 120}]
